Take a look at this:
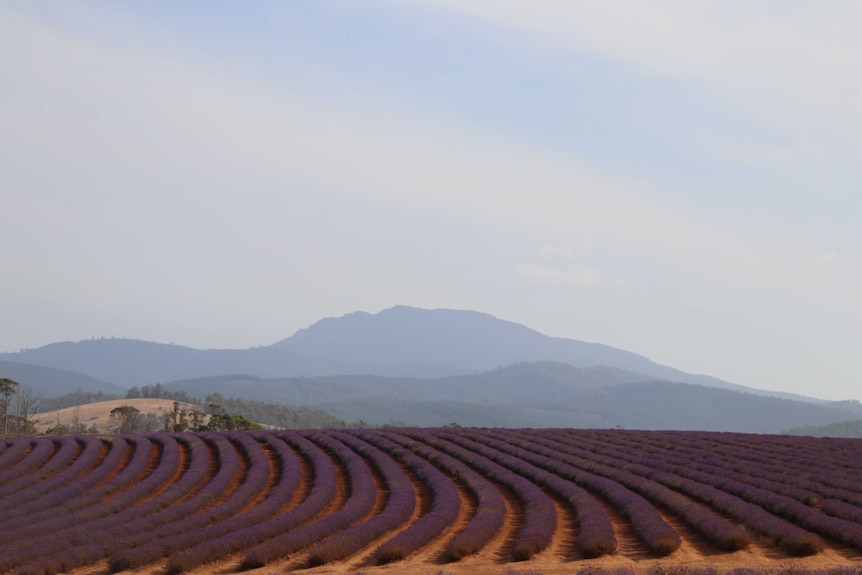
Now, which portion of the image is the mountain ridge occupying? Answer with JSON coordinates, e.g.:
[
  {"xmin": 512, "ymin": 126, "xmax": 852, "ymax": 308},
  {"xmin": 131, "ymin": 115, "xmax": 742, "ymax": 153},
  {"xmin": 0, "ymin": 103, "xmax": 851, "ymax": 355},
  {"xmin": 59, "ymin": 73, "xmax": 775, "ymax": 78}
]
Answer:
[
  {"xmin": 162, "ymin": 362, "xmax": 857, "ymax": 432},
  {"xmin": 0, "ymin": 306, "xmax": 823, "ymax": 404}
]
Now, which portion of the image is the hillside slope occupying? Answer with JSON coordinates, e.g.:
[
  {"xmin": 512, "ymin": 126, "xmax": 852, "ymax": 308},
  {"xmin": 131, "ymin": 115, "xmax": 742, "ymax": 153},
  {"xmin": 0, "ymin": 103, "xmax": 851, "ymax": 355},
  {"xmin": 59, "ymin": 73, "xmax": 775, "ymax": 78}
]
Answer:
[
  {"xmin": 0, "ymin": 359, "xmax": 125, "ymax": 395},
  {"xmin": 31, "ymin": 398, "xmax": 194, "ymax": 433},
  {"xmin": 166, "ymin": 362, "xmax": 857, "ymax": 432}
]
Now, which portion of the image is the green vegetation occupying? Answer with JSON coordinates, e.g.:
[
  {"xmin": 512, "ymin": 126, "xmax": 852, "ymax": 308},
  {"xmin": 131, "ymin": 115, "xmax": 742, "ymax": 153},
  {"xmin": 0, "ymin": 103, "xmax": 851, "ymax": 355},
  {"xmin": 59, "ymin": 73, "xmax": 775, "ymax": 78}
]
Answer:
[
  {"xmin": 126, "ymin": 382, "xmax": 197, "ymax": 404},
  {"xmin": 203, "ymin": 394, "xmax": 346, "ymax": 429},
  {"xmin": 163, "ymin": 366, "xmax": 862, "ymax": 431},
  {"xmin": 44, "ymin": 421, "xmax": 100, "ymax": 435},
  {"xmin": 110, "ymin": 405, "xmax": 143, "ymax": 433},
  {"xmin": 785, "ymin": 419, "xmax": 862, "ymax": 438},
  {"xmin": 41, "ymin": 389, "xmax": 122, "ymax": 411}
]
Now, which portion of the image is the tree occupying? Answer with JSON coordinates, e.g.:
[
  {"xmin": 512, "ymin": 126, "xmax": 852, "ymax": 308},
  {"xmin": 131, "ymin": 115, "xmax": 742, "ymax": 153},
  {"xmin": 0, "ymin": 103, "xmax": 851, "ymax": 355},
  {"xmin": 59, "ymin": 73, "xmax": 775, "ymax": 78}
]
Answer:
[
  {"xmin": 140, "ymin": 412, "xmax": 161, "ymax": 432},
  {"xmin": 203, "ymin": 402, "xmax": 261, "ymax": 431},
  {"xmin": 163, "ymin": 401, "xmax": 205, "ymax": 432},
  {"xmin": 1, "ymin": 378, "xmax": 20, "ymax": 435},
  {"xmin": 10, "ymin": 386, "xmax": 41, "ymax": 435},
  {"xmin": 110, "ymin": 405, "xmax": 142, "ymax": 433}
]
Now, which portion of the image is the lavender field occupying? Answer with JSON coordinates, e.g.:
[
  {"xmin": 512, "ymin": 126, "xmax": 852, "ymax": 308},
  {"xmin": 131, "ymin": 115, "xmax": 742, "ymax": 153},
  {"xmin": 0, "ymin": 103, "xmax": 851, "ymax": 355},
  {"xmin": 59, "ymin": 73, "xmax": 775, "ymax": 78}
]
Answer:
[{"xmin": 1, "ymin": 428, "xmax": 861, "ymax": 575}]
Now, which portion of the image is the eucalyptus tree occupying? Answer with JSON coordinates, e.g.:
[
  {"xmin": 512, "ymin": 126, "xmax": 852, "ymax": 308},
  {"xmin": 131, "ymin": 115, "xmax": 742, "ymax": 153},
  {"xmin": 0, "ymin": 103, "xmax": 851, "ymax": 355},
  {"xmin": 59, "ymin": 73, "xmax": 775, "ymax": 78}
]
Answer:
[{"xmin": 1, "ymin": 378, "xmax": 20, "ymax": 434}]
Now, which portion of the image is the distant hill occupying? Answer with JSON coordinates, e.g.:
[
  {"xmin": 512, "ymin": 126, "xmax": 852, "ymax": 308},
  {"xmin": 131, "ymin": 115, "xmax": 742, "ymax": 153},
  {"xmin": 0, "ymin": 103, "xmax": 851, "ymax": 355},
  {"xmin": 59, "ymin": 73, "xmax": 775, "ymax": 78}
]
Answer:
[
  {"xmin": 0, "ymin": 339, "xmax": 336, "ymax": 388},
  {"xmin": 0, "ymin": 359, "xmax": 125, "ymax": 396},
  {"xmin": 1, "ymin": 307, "xmax": 820, "ymax": 404},
  {"xmin": 165, "ymin": 362, "xmax": 858, "ymax": 433},
  {"xmin": 784, "ymin": 419, "xmax": 862, "ymax": 438}
]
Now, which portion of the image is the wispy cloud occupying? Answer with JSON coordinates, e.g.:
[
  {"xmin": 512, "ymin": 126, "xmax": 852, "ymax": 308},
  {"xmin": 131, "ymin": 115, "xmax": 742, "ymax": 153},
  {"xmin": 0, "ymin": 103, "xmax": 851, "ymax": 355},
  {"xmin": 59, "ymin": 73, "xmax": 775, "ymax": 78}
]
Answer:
[
  {"xmin": 410, "ymin": 1, "xmax": 861, "ymax": 204},
  {"xmin": 415, "ymin": 2, "xmax": 861, "ymax": 130},
  {"xmin": 520, "ymin": 244, "xmax": 639, "ymax": 292},
  {"xmin": 810, "ymin": 251, "xmax": 838, "ymax": 266},
  {"xmin": 518, "ymin": 262, "xmax": 604, "ymax": 288}
]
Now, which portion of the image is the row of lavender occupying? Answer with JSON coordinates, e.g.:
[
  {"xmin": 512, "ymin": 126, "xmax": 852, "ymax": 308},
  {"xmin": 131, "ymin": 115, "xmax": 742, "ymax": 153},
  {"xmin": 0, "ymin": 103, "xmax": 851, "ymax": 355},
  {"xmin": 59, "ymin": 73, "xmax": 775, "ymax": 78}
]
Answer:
[
  {"xmin": 587, "ymin": 431, "xmax": 862, "ymax": 518},
  {"xmin": 515, "ymin": 429, "xmax": 862, "ymax": 555},
  {"xmin": 1, "ymin": 428, "xmax": 862, "ymax": 575}
]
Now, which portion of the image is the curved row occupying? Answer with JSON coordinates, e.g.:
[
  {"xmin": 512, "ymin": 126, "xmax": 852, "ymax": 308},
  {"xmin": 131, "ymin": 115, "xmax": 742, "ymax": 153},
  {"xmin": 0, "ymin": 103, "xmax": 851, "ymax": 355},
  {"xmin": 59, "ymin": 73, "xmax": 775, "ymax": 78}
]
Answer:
[
  {"xmin": 544, "ymin": 430, "xmax": 827, "ymax": 555},
  {"xmin": 575, "ymin": 431, "xmax": 862, "ymax": 549},
  {"xmin": 305, "ymin": 431, "xmax": 416, "ymax": 565},
  {"xmin": 359, "ymin": 430, "xmax": 461, "ymax": 564},
  {"xmin": 0, "ymin": 428, "xmax": 860, "ymax": 575},
  {"xmin": 238, "ymin": 431, "xmax": 377, "ymax": 569},
  {"xmin": 4, "ymin": 434, "xmax": 207, "ymax": 574},
  {"xmin": 109, "ymin": 431, "xmax": 269, "ymax": 571},
  {"xmin": 405, "ymin": 430, "xmax": 558, "ymax": 560},
  {"xmin": 0, "ymin": 436, "xmax": 106, "ymax": 521},
  {"xmin": 384, "ymin": 430, "xmax": 507, "ymax": 560},
  {"xmin": 599, "ymin": 431, "xmax": 862, "ymax": 507},
  {"xmin": 0, "ymin": 435, "xmax": 152, "ymax": 545},
  {"xmin": 441, "ymin": 430, "xmax": 619, "ymax": 557},
  {"xmin": 0, "ymin": 437, "xmax": 57, "ymax": 496},
  {"xmin": 508, "ymin": 429, "xmax": 751, "ymax": 552},
  {"xmin": 162, "ymin": 431, "xmax": 304, "ymax": 574}
]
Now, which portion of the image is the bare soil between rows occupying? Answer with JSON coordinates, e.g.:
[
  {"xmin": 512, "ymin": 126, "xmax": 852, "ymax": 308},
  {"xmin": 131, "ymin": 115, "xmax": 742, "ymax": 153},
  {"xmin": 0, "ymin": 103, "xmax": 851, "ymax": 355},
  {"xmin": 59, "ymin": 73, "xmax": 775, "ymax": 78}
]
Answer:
[
  {"xmin": 15, "ymin": 429, "xmax": 861, "ymax": 575},
  {"xmin": 66, "ymin": 485, "xmax": 862, "ymax": 575}
]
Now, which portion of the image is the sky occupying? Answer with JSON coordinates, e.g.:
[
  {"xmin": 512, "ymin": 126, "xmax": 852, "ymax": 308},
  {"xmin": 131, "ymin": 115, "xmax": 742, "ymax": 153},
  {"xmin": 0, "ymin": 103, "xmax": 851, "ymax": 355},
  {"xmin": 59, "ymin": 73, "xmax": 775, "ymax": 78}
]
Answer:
[{"xmin": 1, "ymin": 1, "xmax": 859, "ymax": 400}]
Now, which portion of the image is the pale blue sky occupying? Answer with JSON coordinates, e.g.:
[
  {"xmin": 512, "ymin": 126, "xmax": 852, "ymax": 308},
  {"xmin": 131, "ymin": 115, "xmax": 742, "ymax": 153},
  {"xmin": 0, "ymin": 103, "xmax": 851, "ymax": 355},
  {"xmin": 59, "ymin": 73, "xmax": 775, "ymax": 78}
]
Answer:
[{"xmin": 1, "ymin": 1, "xmax": 859, "ymax": 399}]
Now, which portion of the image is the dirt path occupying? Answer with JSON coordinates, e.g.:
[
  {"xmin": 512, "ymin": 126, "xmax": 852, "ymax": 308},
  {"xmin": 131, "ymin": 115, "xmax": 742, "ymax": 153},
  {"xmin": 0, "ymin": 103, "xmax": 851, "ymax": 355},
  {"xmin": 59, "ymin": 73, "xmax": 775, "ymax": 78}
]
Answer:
[
  {"xmin": 347, "ymin": 458, "xmax": 431, "ymax": 569},
  {"xmin": 91, "ymin": 437, "xmax": 132, "ymax": 490},
  {"xmin": 242, "ymin": 440, "xmax": 280, "ymax": 510},
  {"xmin": 659, "ymin": 509, "xmax": 729, "ymax": 564},
  {"xmin": 543, "ymin": 497, "xmax": 579, "ymax": 561},
  {"xmin": 413, "ymin": 473, "xmax": 479, "ymax": 564},
  {"xmin": 463, "ymin": 474, "xmax": 524, "ymax": 566}
]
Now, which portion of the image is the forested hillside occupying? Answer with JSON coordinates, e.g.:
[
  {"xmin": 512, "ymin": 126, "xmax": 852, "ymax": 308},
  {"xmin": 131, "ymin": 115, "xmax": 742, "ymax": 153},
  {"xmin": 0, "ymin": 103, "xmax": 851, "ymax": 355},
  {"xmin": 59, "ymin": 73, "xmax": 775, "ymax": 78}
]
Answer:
[
  {"xmin": 786, "ymin": 419, "xmax": 862, "ymax": 438},
  {"xmin": 165, "ymin": 363, "xmax": 859, "ymax": 432}
]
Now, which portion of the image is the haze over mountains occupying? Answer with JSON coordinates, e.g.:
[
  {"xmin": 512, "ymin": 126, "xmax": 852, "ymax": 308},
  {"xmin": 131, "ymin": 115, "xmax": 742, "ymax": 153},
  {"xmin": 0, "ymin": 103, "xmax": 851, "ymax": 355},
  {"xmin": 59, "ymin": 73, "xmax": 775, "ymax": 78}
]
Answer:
[
  {"xmin": 0, "ymin": 306, "xmax": 800, "ymax": 393},
  {"xmin": 3, "ymin": 306, "xmax": 858, "ymax": 432},
  {"xmin": 161, "ymin": 364, "xmax": 861, "ymax": 433}
]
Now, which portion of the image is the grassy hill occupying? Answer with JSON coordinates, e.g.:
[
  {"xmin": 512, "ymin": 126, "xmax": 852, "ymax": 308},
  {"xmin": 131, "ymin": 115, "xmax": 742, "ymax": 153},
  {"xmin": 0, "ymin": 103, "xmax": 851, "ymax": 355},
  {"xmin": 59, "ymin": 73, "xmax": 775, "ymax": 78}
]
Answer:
[{"xmin": 32, "ymin": 398, "xmax": 196, "ymax": 434}]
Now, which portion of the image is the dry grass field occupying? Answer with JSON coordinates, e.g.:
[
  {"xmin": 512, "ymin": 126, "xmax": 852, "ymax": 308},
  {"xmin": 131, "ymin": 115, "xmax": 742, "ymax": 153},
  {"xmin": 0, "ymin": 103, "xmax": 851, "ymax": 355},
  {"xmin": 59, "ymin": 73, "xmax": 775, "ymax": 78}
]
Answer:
[{"xmin": 31, "ymin": 399, "xmax": 202, "ymax": 434}]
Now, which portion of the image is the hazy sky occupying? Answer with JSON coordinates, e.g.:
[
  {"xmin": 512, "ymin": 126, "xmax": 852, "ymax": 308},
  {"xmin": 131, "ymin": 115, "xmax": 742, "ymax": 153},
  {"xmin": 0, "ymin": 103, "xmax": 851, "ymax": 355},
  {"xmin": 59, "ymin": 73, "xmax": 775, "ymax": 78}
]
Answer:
[{"xmin": 2, "ymin": 1, "xmax": 859, "ymax": 399}]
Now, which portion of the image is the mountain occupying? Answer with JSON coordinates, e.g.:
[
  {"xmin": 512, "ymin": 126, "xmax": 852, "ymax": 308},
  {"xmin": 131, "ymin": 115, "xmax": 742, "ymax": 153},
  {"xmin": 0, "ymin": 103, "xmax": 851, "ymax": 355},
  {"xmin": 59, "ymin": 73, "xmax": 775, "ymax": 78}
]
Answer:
[
  {"xmin": 273, "ymin": 306, "xmax": 814, "ymax": 400},
  {"xmin": 275, "ymin": 306, "xmax": 659, "ymax": 372},
  {"xmin": 0, "ymin": 306, "xmax": 819, "ymax": 402},
  {"xmin": 0, "ymin": 359, "xmax": 125, "ymax": 396},
  {"xmin": 164, "ymin": 362, "xmax": 859, "ymax": 432}
]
